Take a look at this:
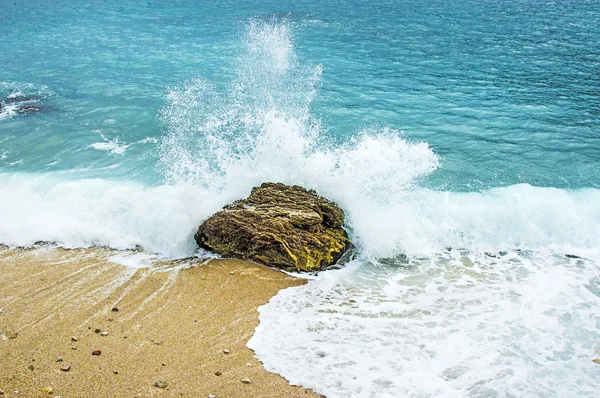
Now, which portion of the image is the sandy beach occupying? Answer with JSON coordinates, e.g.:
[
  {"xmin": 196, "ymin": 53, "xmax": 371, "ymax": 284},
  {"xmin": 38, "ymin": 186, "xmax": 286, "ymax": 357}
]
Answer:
[{"xmin": 0, "ymin": 246, "xmax": 319, "ymax": 398}]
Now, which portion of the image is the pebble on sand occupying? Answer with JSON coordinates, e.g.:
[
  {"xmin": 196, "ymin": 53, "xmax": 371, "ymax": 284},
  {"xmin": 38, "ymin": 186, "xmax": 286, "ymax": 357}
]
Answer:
[
  {"xmin": 241, "ymin": 377, "xmax": 251, "ymax": 384},
  {"xmin": 214, "ymin": 371, "xmax": 222, "ymax": 376},
  {"xmin": 100, "ymin": 331, "xmax": 109, "ymax": 337},
  {"xmin": 154, "ymin": 380, "xmax": 168, "ymax": 389},
  {"xmin": 41, "ymin": 386, "xmax": 53, "ymax": 394},
  {"xmin": 71, "ymin": 336, "xmax": 78, "ymax": 342},
  {"xmin": 208, "ymin": 394, "xmax": 216, "ymax": 398},
  {"xmin": 111, "ymin": 307, "xmax": 119, "ymax": 312},
  {"xmin": 222, "ymin": 349, "xmax": 229, "ymax": 354},
  {"xmin": 61, "ymin": 364, "xmax": 71, "ymax": 372},
  {"xmin": 92, "ymin": 350, "xmax": 101, "ymax": 356}
]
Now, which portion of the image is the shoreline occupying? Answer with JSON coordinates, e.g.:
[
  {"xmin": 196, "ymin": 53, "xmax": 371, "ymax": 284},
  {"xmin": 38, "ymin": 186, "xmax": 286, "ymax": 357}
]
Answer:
[{"xmin": 0, "ymin": 246, "xmax": 319, "ymax": 397}]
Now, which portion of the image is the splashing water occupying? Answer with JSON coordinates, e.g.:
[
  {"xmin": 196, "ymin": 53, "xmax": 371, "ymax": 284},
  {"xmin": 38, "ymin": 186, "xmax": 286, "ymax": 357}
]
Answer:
[{"xmin": 1, "ymin": 16, "xmax": 599, "ymax": 398}]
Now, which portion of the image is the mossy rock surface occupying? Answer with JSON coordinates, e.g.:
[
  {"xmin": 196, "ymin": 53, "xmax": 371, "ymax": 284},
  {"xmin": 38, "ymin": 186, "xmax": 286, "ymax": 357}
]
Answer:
[{"xmin": 194, "ymin": 182, "xmax": 351, "ymax": 272}]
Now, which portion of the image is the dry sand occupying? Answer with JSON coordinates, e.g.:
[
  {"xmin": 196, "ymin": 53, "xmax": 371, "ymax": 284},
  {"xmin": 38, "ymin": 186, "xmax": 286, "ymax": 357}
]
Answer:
[{"xmin": 0, "ymin": 246, "xmax": 319, "ymax": 398}]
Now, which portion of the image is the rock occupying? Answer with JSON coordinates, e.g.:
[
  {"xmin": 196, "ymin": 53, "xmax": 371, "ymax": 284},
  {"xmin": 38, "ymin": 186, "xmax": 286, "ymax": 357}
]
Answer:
[
  {"xmin": 222, "ymin": 349, "xmax": 229, "ymax": 354},
  {"xmin": 3, "ymin": 95, "xmax": 38, "ymax": 104},
  {"xmin": 208, "ymin": 394, "xmax": 217, "ymax": 398},
  {"xmin": 61, "ymin": 364, "xmax": 71, "ymax": 372},
  {"xmin": 113, "ymin": 370, "xmax": 119, "ymax": 374},
  {"xmin": 214, "ymin": 371, "xmax": 222, "ymax": 376},
  {"xmin": 195, "ymin": 183, "xmax": 351, "ymax": 272},
  {"xmin": 241, "ymin": 377, "xmax": 251, "ymax": 384},
  {"xmin": 111, "ymin": 307, "xmax": 119, "ymax": 312},
  {"xmin": 1, "ymin": 331, "xmax": 18, "ymax": 340},
  {"xmin": 154, "ymin": 380, "xmax": 168, "ymax": 389},
  {"xmin": 56, "ymin": 358, "xmax": 63, "ymax": 363},
  {"xmin": 100, "ymin": 331, "xmax": 109, "ymax": 337},
  {"xmin": 71, "ymin": 336, "xmax": 78, "ymax": 342},
  {"xmin": 41, "ymin": 386, "xmax": 53, "ymax": 394},
  {"xmin": 27, "ymin": 365, "xmax": 34, "ymax": 371},
  {"xmin": 94, "ymin": 329, "xmax": 102, "ymax": 334},
  {"xmin": 0, "ymin": 389, "xmax": 4, "ymax": 395},
  {"xmin": 92, "ymin": 350, "xmax": 101, "ymax": 356},
  {"xmin": 16, "ymin": 104, "xmax": 43, "ymax": 114}
]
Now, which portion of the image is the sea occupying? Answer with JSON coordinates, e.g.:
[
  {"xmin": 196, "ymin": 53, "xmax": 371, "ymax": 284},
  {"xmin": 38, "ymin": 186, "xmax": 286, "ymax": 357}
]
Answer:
[{"xmin": 1, "ymin": 0, "xmax": 599, "ymax": 396}]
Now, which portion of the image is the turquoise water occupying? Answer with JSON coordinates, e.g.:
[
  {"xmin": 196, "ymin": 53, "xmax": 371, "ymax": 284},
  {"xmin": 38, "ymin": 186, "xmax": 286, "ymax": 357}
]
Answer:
[
  {"xmin": 3, "ymin": 0, "xmax": 599, "ymax": 188},
  {"xmin": 2, "ymin": 1, "xmax": 600, "ymax": 396}
]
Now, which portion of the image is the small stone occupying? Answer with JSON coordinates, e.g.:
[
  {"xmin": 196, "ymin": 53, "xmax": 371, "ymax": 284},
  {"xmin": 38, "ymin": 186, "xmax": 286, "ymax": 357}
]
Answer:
[
  {"xmin": 108, "ymin": 318, "xmax": 113, "ymax": 321},
  {"xmin": 154, "ymin": 380, "xmax": 168, "ymax": 389},
  {"xmin": 94, "ymin": 329, "xmax": 101, "ymax": 334},
  {"xmin": 56, "ymin": 358, "xmax": 63, "ymax": 363},
  {"xmin": 214, "ymin": 371, "xmax": 222, "ymax": 376},
  {"xmin": 111, "ymin": 307, "xmax": 119, "ymax": 312},
  {"xmin": 205, "ymin": 292, "xmax": 210, "ymax": 295},
  {"xmin": 1, "ymin": 331, "xmax": 17, "ymax": 340},
  {"xmin": 162, "ymin": 363, "xmax": 166, "ymax": 367},
  {"xmin": 27, "ymin": 365, "xmax": 34, "ymax": 370},
  {"xmin": 230, "ymin": 271, "xmax": 235, "ymax": 275},
  {"xmin": 245, "ymin": 363, "xmax": 252, "ymax": 367},
  {"xmin": 92, "ymin": 350, "xmax": 101, "ymax": 356},
  {"xmin": 0, "ymin": 389, "xmax": 4, "ymax": 395},
  {"xmin": 113, "ymin": 370, "xmax": 119, "ymax": 374},
  {"xmin": 71, "ymin": 347, "xmax": 77, "ymax": 350},
  {"xmin": 241, "ymin": 377, "xmax": 251, "ymax": 384},
  {"xmin": 208, "ymin": 394, "xmax": 217, "ymax": 398},
  {"xmin": 41, "ymin": 386, "xmax": 53, "ymax": 394},
  {"xmin": 61, "ymin": 364, "xmax": 71, "ymax": 372},
  {"xmin": 71, "ymin": 336, "xmax": 78, "ymax": 342},
  {"xmin": 153, "ymin": 340, "xmax": 162, "ymax": 346},
  {"xmin": 100, "ymin": 331, "xmax": 109, "ymax": 337},
  {"xmin": 223, "ymin": 349, "xmax": 229, "ymax": 354}
]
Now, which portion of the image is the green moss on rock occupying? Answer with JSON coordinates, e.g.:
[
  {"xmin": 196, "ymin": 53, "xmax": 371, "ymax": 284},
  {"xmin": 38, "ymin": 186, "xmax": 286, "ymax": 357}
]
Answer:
[{"xmin": 194, "ymin": 182, "xmax": 351, "ymax": 272}]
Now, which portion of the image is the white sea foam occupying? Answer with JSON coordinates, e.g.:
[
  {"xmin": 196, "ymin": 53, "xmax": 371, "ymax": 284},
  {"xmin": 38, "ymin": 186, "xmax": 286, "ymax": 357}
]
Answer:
[
  {"xmin": 88, "ymin": 136, "xmax": 130, "ymax": 154},
  {"xmin": 0, "ymin": 173, "xmax": 221, "ymax": 258},
  {"xmin": 108, "ymin": 252, "xmax": 162, "ymax": 269},
  {"xmin": 0, "ymin": 103, "xmax": 18, "ymax": 120},
  {"xmin": 249, "ymin": 252, "xmax": 600, "ymax": 397},
  {"xmin": 1, "ymin": 173, "xmax": 599, "ymax": 259}
]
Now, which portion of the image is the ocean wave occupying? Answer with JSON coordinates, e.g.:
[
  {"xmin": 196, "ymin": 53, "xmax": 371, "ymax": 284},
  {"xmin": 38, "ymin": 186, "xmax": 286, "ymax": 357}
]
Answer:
[{"xmin": 0, "ymin": 172, "xmax": 599, "ymax": 260}]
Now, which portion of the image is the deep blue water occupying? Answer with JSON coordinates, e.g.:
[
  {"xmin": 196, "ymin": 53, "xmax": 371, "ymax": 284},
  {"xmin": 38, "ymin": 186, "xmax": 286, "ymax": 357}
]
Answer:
[{"xmin": 1, "ymin": 1, "xmax": 600, "ymax": 397}]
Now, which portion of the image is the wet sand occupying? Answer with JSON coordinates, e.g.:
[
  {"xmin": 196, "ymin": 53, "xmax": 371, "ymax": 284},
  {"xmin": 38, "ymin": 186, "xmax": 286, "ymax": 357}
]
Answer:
[{"xmin": 0, "ymin": 246, "xmax": 318, "ymax": 397}]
